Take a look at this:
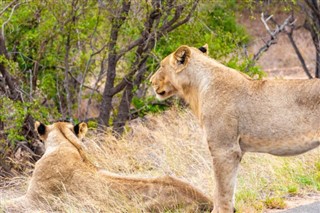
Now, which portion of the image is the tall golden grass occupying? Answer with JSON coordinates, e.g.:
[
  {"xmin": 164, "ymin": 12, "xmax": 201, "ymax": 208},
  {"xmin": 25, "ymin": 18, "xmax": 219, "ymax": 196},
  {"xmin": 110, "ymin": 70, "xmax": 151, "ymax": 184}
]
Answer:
[{"xmin": 1, "ymin": 108, "xmax": 319, "ymax": 212}]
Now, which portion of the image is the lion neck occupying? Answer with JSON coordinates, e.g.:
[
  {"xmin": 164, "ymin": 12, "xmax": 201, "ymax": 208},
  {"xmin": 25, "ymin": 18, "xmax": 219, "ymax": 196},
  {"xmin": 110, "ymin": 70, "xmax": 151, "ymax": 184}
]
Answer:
[
  {"xmin": 179, "ymin": 85, "xmax": 201, "ymax": 118},
  {"xmin": 44, "ymin": 127, "xmax": 96, "ymax": 169},
  {"xmin": 178, "ymin": 67, "xmax": 213, "ymax": 119},
  {"xmin": 177, "ymin": 56, "xmax": 250, "ymax": 120}
]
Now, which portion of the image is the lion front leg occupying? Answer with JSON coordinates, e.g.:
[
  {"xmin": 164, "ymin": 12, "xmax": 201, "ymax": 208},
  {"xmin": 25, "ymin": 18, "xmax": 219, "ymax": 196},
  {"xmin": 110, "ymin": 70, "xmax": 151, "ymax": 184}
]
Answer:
[
  {"xmin": 202, "ymin": 110, "xmax": 241, "ymax": 212},
  {"xmin": 206, "ymin": 130, "xmax": 242, "ymax": 213},
  {"xmin": 210, "ymin": 148, "xmax": 241, "ymax": 213}
]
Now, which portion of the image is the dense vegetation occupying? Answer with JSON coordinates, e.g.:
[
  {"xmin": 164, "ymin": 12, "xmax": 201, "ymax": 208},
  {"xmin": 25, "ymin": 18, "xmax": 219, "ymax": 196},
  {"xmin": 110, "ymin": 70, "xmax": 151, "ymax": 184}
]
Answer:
[
  {"xmin": 0, "ymin": 0, "xmax": 259, "ymax": 175},
  {"xmin": 0, "ymin": 0, "xmax": 319, "ymax": 176}
]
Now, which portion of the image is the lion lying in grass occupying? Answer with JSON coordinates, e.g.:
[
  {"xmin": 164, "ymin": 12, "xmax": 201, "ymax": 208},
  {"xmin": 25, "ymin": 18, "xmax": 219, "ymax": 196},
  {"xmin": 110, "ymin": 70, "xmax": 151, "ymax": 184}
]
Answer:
[
  {"xmin": 150, "ymin": 44, "xmax": 320, "ymax": 213},
  {"xmin": 4, "ymin": 121, "xmax": 212, "ymax": 212}
]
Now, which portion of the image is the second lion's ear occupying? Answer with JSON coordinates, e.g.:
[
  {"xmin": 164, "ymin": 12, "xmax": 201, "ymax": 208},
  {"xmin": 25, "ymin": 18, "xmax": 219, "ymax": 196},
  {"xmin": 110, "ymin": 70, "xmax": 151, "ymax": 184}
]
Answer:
[
  {"xmin": 74, "ymin": 122, "xmax": 88, "ymax": 139},
  {"xmin": 35, "ymin": 121, "xmax": 46, "ymax": 136},
  {"xmin": 198, "ymin": 44, "xmax": 209, "ymax": 55}
]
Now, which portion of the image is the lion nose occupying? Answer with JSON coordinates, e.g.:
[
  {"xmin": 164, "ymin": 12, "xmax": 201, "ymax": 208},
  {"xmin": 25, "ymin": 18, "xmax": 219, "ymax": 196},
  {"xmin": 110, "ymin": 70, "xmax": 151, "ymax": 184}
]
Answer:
[
  {"xmin": 155, "ymin": 89, "xmax": 165, "ymax": 96},
  {"xmin": 158, "ymin": 91, "xmax": 166, "ymax": 96}
]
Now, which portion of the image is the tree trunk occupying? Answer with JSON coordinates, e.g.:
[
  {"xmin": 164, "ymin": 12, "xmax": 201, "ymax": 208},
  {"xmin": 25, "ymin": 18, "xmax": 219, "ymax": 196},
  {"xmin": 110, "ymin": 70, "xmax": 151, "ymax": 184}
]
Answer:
[
  {"xmin": 0, "ymin": 33, "xmax": 22, "ymax": 101},
  {"xmin": 304, "ymin": 0, "xmax": 320, "ymax": 78},
  {"xmin": 98, "ymin": 44, "xmax": 118, "ymax": 128},
  {"xmin": 100, "ymin": 0, "xmax": 199, "ymax": 133},
  {"xmin": 98, "ymin": 0, "xmax": 131, "ymax": 129},
  {"xmin": 0, "ymin": 32, "xmax": 39, "ymax": 176},
  {"xmin": 63, "ymin": 32, "xmax": 72, "ymax": 119},
  {"xmin": 112, "ymin": 0, "xmax": 200, "ymax": 134},
  {"xmin": 113, "ymin": 82, "xmax": 134, "ymax": 134},
  {"xmin": 287, "ymin": 30, "xmax": 313, "ymax": 78}
]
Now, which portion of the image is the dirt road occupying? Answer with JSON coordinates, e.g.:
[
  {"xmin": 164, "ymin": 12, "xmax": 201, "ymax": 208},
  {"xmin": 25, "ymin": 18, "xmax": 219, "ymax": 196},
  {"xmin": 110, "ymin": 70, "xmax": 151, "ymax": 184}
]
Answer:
[{"xmin": 280, "ymin": 202, "xmax": 320, "ymax": 213}]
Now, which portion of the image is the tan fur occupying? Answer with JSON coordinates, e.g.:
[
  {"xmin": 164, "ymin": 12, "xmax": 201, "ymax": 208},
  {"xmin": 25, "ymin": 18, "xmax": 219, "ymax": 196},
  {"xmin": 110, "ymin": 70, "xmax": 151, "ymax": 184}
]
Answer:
[
  {"xmin": 150, "ymin": 45, "xmax": 320, "ymax": 213},
  {"xmin": 5, "ymin": 121, "xmax": 212, "ymax": 212}
]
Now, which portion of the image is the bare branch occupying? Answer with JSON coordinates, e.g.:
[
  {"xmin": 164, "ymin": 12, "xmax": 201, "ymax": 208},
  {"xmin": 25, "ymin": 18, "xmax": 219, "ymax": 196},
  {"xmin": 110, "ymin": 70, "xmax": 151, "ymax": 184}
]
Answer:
[
  {"xmin": 261, "ymin": 13, "xmax": 274, "ymax": 36},
  {"xmin": 304, "ymin": 0, "xmax": 320, "ymax": 20},
  {"xmin": 246, "ymin": 13, "xmax": 295, "ymax": 71},
  {"xmin": 111, "ymin": 55, "xmax": 149, "ymax": 96},
  {"xmin": 67, "ymin": 71, "xmax": 100, "ymax": 93},
  {"xmin": 161, "ymin": 1, "xmax": 199, "ymax": 34},
  {"xmin": 117, "ymin": 38, "xmax": 144, "ymax": 60},
  {"xmin": 0, "ymin": 0, "xmax": 18, "ymax": 16},
  {"xmin": 1, "ymin": 1, "xmax": 23, "ymax": 41},
  {"xmin": 117, "ymin": 1, "xmax": 199, "ymax": 60},
  {"xmin": 286, "ymin": 26, "xmax": 313, "ymax": 79},
  {"xmin": 160, "ymin": 4, "xmax": 185, "ymax": 32}
]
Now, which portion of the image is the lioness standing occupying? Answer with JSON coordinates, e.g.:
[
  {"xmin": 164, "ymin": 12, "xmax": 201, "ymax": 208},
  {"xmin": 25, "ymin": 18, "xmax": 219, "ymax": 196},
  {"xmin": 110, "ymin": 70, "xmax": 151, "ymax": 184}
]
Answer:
[{"xmin": 150, "ymin": 45, "xmax": 320, "ymax": 213}]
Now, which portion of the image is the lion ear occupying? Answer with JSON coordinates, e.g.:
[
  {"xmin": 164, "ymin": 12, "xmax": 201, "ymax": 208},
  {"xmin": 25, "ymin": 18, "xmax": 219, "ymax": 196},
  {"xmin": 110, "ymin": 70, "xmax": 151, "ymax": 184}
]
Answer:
[
  {"xmin": 35, "ymin": 121, "xmax": 46, "ymax": 136},
  {"xmin": 74, "ymin": 122, "xmax": 88, "ymax": 139},
  {"xmin": 198, "ymin": 44, "xmax": 209, "ymax": 55},
  {"xmin": 170, "ymin": 45, "xmax": 191, "ymax": 73}
]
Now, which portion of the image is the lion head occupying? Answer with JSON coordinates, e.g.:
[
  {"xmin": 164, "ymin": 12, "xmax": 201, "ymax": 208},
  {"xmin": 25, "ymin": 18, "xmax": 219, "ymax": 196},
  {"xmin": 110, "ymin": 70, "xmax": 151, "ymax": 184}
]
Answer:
[
  {"xmin": 35, "ymin": 121, "xmax": 87, "ymax": 141},
  {"xmin": 150, "ymin": 44, "xmax": 208, "ymax": 100},
  {"xmin": 34, "ymin": 121, "xmax": 88, "ymax": 157}
]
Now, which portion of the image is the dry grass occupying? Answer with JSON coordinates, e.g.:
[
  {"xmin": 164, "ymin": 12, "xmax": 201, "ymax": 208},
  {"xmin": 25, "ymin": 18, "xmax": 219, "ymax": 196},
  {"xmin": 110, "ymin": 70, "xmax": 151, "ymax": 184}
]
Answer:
[{"xmin": 1, "ymin": 108, "xmax": 319, "ymax": 212}]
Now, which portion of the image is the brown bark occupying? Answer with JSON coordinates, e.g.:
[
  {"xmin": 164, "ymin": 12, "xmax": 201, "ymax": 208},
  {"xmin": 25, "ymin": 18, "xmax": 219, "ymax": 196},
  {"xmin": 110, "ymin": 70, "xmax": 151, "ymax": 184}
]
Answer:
[
  {"xmin": 113, "ymin": 53, "xmax": 148, "ymax": 134},
  {"xmin": 0, "ymin": 32, "xmax": 38, "ymax": 176},
  {"xmin": 286, "ymin": 28, "xmax": 313, "ymax": 78},
  {"xmin": 304, "ymin": 0, "xmax": 320, "ymax": 77},
  {"xmin": 63, "ymin": 32, "xmax": 72, "ymax": 119},
  {"xmin": 98, "ymin": 0, "xmax": 199, "ymax": 133},
  {"xmin": 0, "ymin": 33, "xmax": 22, "ymax": 101},
  {"xmin": 112, "ymin": 0, "xmax": 161, "ymax": 134},
  {"xmin": 98, "ymin": 0, "xmax": 131, "ymax": 128},
  {"xmin": 299, "ymin": 0, "xmax": 320, "ymax": 78}
]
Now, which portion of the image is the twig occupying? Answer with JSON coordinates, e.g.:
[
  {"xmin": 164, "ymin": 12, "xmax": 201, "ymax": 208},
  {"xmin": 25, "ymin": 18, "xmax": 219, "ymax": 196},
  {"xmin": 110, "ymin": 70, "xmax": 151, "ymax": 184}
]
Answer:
[
  {"xmin": 246, "ymin": 13, "xmax": 295, "ymax": 71},
  {"xmin": 0, "ymin": 0, "xmax": 18, "ymax": 16},
  {"xmin": 1, "ymin": 1, "xmax": 24, "ymax": 41},
  {"xmin": 67, "ymin": 70, "xmax": 99, "ymax": 92},
  {"xmin": 285, "ymin": 20, "xmax": 313, "ymax": 78}
]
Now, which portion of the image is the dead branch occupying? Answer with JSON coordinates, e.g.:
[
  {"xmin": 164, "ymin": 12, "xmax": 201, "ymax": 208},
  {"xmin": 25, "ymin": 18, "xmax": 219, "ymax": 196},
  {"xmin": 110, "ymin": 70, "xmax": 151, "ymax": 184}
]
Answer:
[
  {"xmin": 0, "ymin": 0, "xmax": 18, "ymax": 16},
  {"xmin": 67, "ymin": 70, "xmax": 99, "ymax": 92},
  {"xmin": 246, "ymin": 13, "xmax": 295, "ymax": 71},
  {"xmin": 1, "ymin": 1, "xmax": 23, "ymax": 41},
  {"xmin": 160, "ymin": 1, "xmax": 198, "ymax": 34},
  {"xmin": 285, "ymin": 24, "xmax": 313, "ymax": 79},
  {"xmin": 116, "ymin": 0, "xmax": 199, "ymax": 61}
]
